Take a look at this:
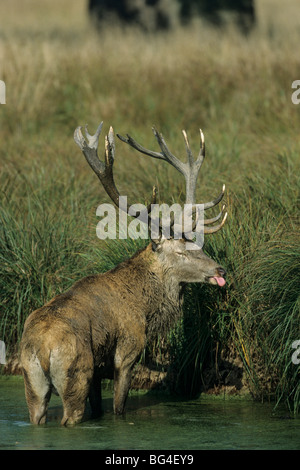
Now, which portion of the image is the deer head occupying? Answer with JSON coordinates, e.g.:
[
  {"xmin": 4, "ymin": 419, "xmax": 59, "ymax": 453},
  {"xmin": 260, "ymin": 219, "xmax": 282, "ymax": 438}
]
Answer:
[{"xmin": 74, "ymin": 122, "xmax": 227, "ymax": 287}]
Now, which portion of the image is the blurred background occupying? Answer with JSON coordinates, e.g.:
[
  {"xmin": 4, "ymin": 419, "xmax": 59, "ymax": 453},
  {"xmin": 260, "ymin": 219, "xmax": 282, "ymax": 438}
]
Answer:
[{"xmin": 0, "ymin": 0, "xmax": 299, "ymax": 413}]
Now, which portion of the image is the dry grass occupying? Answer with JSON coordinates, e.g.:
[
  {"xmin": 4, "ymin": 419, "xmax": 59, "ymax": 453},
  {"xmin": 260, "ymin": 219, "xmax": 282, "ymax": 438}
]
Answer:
[{"xmin": 1, "ymin": 0, "xmax": 300, "ymax": 202}]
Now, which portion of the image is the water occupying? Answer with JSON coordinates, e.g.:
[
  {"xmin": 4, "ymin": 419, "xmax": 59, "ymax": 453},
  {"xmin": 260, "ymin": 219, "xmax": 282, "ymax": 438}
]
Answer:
[{"xmin": 0, "ymin": 376, "xmax": 299, "ymax": 450}]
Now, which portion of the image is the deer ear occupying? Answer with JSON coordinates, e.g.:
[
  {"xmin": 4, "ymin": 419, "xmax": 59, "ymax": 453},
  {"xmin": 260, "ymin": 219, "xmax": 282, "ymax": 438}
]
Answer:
[{"xmin": 151, "ymin": 239, "xmax": 162, "ymax": 252}]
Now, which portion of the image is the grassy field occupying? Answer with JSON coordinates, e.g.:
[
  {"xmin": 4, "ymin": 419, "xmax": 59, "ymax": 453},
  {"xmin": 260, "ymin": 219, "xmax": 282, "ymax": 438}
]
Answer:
[{"xmin": 0, "ymin": 0, "xmax": 299, "ymax": 412}]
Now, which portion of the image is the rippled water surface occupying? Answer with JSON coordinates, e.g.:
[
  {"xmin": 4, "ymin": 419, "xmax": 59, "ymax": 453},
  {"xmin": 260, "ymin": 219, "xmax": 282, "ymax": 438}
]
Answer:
[{"xmin": 0, "ymin": 376, "xmax": 299, "ymax": 450}]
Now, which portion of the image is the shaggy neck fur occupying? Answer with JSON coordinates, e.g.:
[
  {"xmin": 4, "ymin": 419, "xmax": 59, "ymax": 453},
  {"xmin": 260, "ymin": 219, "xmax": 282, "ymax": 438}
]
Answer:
[
  {"xmin": 108, "ymin": 243, "xmax": 184, "ymax": 342},
  {"xmin": 136, "ymin": 244, "xmax": 184, "ymax": 342}
]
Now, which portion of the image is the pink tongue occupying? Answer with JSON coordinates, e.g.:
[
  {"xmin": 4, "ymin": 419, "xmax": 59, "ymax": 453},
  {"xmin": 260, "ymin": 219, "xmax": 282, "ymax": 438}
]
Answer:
[{"xmin": 213, "ymin": 276, "xmax": 226, "ymax": 287}]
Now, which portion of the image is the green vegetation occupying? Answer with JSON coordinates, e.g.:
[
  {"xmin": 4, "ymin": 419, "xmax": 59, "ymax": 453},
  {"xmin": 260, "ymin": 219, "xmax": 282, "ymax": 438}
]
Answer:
[{"xmin": 0, "ymin": 0, "xmax": 299, "ymax": 412}]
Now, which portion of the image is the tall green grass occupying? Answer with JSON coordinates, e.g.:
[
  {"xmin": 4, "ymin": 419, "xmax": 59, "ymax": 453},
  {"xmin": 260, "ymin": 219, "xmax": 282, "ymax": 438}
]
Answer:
[
  {"xmin": 238, "ymin": 237, "xmax": 300, "ymax": 413},
  {"xmin": 0, "ymin": 172, "xmax": 90, "ymax": 346},
  {"xmin": 0, "ymin": 0, "xmax": 299, "ymax": 412},
  {"xmin": 168, "ymin": 154, "xmax": 299, "ymax": 410}
]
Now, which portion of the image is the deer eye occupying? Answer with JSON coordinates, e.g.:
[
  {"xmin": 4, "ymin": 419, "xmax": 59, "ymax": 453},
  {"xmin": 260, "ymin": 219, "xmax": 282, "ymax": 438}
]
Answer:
[{"xmin": 175, "ymin": 251, "xmax": 187, "ymax": 257}]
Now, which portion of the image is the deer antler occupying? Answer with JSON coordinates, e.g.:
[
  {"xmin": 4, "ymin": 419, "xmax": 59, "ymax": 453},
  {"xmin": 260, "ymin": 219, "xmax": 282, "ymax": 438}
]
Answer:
[
  {"xmin": 74, "ymin": 122, "xmax": 227, "ymax": 237},
  {"xmin": 117, "ymin": 126, "xmax": 203, "ymax": 205},
  {"xmin": 74, "ymin": 123, "xmax": 156, "ymax": 215},
  {"xmin": 117, "ymin": 127, "xmax": 227, "ymax": 234}
]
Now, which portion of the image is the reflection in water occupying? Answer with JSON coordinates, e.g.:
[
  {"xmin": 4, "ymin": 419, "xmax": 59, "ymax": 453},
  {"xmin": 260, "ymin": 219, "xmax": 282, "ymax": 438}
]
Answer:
[{"xmin": 0, "ymin": 376, "xmax": 299, "ymax": 450}]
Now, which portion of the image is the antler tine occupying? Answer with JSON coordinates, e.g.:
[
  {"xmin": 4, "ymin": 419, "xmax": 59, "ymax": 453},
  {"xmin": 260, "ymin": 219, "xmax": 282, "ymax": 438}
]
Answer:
[
  {"xmin": 74, "ymin": 123, "xmax": 121, "ymax": 208},
  {"xmin": 204, "ymin": 211, "xmax": 228, "ymax": 234},
  {"xmin": 204, "ymin": 204, "xmax": 226, "ymax": 225},
  {"xmin": 84, "ymin": 122, "xmax": 103, "ymax": 150},
  {"xmin": 105, "ymin": 126, "xmax": 115, "ymax": 165},
  {"xmin": 182, "ymin": 130, "xmax": 194, "ymax": 167},
  {"xmin": 117, "ymin": 127, "xmax": 204, "ymax": 205},
  {"xmin": 189, "ymin": 183, "xmax": 225, "ymax": 232},
  {"xmin": 203, "ymin": 184, "xmax": 226, "ymax": 210},
  {"xmin": 180, "ymin": 128, "xmax": 226, "ymax": 235},
  {"xmin": 189, "ymin": 204, "xmax": 227, "ymax": 234},
  {"xmin": 199, "ymin": 128, "xmax": 205, "ymax": 159},
  {"xmin": 74, "ymin": 123, "xmax": 155, "ymax": 213},
  {"xmin": 116, "ymin": 126, "xmax": 227, "ymax": 237},
  {"xmin": 74, "ymin": 122, "xmax": 105, "ymax": 179},
  {"xmin": 151, "ymin": 126, "xmax": 186, "ymax": 176},
  {"xmin": 117, "ymin": 132, "xmax": 164, "ymax": 161},
  {"xmin": 189, "ymin": 204, "xmax": 226, "ymax": 231},
  {"xmin": 180, "ymin": 129, "xmax": 205, "ymax": 205},
  {"xmin": 117, "ymin": 127, "xmax": 186, "ymax": 177}
]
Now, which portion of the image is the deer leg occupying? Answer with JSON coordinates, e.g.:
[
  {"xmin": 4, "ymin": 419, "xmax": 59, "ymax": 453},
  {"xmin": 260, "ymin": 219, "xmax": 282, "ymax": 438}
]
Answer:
[
  {"xmin": 22, "ymin": 362, "xmax": 51, "ymax": 425},
  {"xmin": 113, "ymin": 364, "xmax": 133, "ymax": 415},
  {"xmin": 89, "ymin": 368, "xmax": 102, "ymax": 418},
  {"xmin": 60, "ymin": 370, "xmax": 92, "ymax": 426},
  {"xmin": 50, "ymin": 348, "xmax": 94, "ymax": 426}
]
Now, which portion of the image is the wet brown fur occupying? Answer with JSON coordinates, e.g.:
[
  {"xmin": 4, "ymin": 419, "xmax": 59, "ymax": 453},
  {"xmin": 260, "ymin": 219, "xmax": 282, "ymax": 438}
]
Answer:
[{"xmin": 20, "ymin": 240, "xmax": 224, "ymax": 425}]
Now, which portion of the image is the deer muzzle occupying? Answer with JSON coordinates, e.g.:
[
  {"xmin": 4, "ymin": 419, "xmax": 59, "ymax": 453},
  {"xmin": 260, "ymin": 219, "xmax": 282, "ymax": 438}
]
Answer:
[{"xmin": 208, "ymin": 267, "xmax": 226, "ymax": 287}]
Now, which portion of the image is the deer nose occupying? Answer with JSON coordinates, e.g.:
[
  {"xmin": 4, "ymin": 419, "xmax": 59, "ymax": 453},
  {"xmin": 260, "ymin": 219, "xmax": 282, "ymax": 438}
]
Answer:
[{"xmin": 217, "ymin": 267, "xmax": 226, "ymax": 278}]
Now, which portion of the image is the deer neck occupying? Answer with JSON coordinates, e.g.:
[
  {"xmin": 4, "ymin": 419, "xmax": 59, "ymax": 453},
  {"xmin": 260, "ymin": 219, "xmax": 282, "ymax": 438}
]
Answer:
[
  {"xmin": 138, "ymin": 244, "xmax": 183, "ymax": 341},
  {"xmin": 139, "ymin": 243, "xmax": 182, "ymax": 304}
]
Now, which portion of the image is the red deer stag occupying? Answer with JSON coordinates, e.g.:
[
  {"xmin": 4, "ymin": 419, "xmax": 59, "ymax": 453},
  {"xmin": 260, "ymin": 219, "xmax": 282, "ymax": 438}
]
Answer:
[{"xmin": 20, "ymin": 122, "xmax": 227, "ymax": 425}]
